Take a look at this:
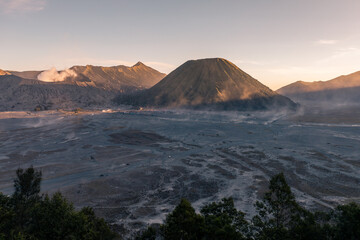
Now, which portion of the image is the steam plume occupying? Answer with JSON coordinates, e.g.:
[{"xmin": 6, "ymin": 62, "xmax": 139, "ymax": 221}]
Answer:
[{"xmin": 37, "ymin": 67, "xmax": 77, "ymax": 82}]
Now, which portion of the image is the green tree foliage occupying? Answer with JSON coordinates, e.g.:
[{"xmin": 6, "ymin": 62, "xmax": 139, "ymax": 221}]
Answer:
[
  {"xmin": 332, "ymin": 202, "xmax": 360, "ymax": 240},
  {"xmin": 13, "ymin": 167, "xmax": 42, "ymax": 201},
  {"xmin": 12, "ymin": 166, "xmax": 43, "ymax": 234},
  {"xmin": 0, "ymin": 193, "xmax": 14, "ymax": 239},
  {"xmin": 136, "ymin": 173, "xmax": 360, "ymax": 240},
  {"xmin": 161, "ymin": 199, "xmax": 205, "ymax": 240},
  {"xmin": 252, "ymin": 173, "xmax": 300, "ymax": 238},
  {"xmin": 139, "ymin": 198, "xmax": 249, "ymax": 240},
  {"xmin": 200, "ymin": 197, "xmax": 248, "ymax": 240},
  {"xmin": 134, "ymin": 226, "xmax": 157, "ymax": 240},
  {"xmin": 252, "ymin": 173, "xmax": 326, "ymax": 240},
  {"xmin": 76, "ymin": 207, "xmax": 117, "ymax": 240},
  {"xmin": 2, "ymin": 167, "xmax": 360, "ymax": 240},
  {"xmin": 0, "ymin": 167, "xmax": 117, "ymax": 240},
  {"xmin": 30, "ymin": 192, "xmax": 76, "ymax": 239}
]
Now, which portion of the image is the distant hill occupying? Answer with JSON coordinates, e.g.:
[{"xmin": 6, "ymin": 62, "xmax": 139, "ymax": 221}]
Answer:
[
  {"xmin": 70, "ymin": 62, "xmax": 165, "ymax": 91},
  {"xmin": 277, "ymin": 71, "xmax": 360, "ymax": 107},
  {"xmin": 9, "ymin": 62, "xmax": 165, "ymax": 92},
  {"xmin": 0, "ymin": 62, "xmax": 165, "ymax": 111},
  {"xmin": 119, "ymin": 58, "xmax": 296, "ymax": 110},
  {"xmin": 0, "ymin": 69, "xmax": 11, "ymax": 75},
  {"xmin": 0, "ymin": 74, "xmax": 115, "ymax": 111},
  {"xmin": 9, "ymin": 70, "xmax": 42, "ymax": 80}
]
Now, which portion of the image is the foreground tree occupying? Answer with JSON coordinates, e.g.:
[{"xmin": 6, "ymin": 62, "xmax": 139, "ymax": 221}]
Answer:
[
  {"xmin": 135, "ymin": 173, "xmax": 360, "ymax": 240},
  {"xmin": 332, "ymin": 202, "xmax": 360, "ymax": 240},
  {"xmin": 135, "ymin": 226, "xmax": 157, "ymax": 240},
  {"xmin": 0, "ymin": 193, "xmax": 14, "ymax": 239},
  {"xmin": 11, "ymin": 166, "xmax": 43, "ymax": 235},
  {"xmin": 252, "ymin": 173, "xmax": 325, "ymax": 240},
  {"xmin": 201, "ymin": 197, "xmax": 249, "ymax": 240},
  {"xmin": 13, "ymin": 167, "xmax": 42, "ymax": 201},
  {"xmin": 0, "ymin": 167, "xmax": 117, "ymax": 240},
  {"xmin": 138, "ymin": 198, "xmax": 250, "ymax": 240},
  {"xmin": 161, "ymin": 199, "xmax": 205, "ymax": 240}
]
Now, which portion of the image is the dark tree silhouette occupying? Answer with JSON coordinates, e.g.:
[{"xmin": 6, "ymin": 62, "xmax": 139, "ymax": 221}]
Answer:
[
  {"xmin": 13, "ymin": 166, "xmax": 42, "ymax": 201},
  {"xmin": 201, "ymin": 197, "xmax": 248, "ymax": 239},
  {"xmin": 161, "ymin": 198, "xmax": 205, "ymax": 240},
  {"xmin": 253, "ymin": 173, "xmax": 307, "ymax": 239},
  {"xmin": 0, "ymin": 167, "xmax": 117, "ymax": 240}
]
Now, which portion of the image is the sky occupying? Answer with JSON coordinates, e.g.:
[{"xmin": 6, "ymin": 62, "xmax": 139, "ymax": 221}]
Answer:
[{"xmin": 1, "ymin": 0, "xmax": 360, "ymax": 90}]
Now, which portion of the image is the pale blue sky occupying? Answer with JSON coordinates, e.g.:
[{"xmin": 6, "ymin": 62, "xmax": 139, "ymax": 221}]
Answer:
[{"xmin": 1, "ymin": 0, "xmax": 360, "ymax": 89}]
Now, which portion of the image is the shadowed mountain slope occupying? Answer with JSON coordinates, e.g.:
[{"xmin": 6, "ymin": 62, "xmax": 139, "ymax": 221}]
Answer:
[
  {"xmin": 0, "ymin": 74, "xmax": 115, "ymax": 111},
  {"xmin": 119, "ymin": 58, "xmax": 296, "ymax": 110}
]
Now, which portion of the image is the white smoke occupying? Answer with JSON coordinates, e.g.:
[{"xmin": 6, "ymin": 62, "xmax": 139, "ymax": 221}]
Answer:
[{"xmin": 37, "ymin": 67, "xmax": 77, "ymax": 82}]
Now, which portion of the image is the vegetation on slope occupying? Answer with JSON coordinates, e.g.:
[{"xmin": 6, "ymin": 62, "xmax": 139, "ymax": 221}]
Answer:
[
  {"xmin": 0, "ymin": 167, "xmax": 359, "ymax": 240},
  {"xmin": 0, "ymin": 167, "xmax": 118, "ymax": 240},
  {"xmin": 136, "ymin": 173, "xmax": 360, "ymax": 240}
]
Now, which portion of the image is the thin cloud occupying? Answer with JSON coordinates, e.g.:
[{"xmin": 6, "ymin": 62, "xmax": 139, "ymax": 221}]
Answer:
[
  {"xmin": 0, "ymin": 0, "xmax": 46, "ymax": 14},
  {"xmin": 316, "ymin": 39, "xmax": 338, "ymax": 45},
  {"xmin": 316, "ymin": 47, "xmax": 360, "ymax": 64},
  {"xmin": 267, "ymin": 66, "xmax": 324, "ymax": 75},
  {"xmin": 268, "ymin": 47, "xmax": 360, "ymax": 76},
  {"xmin": 263, "ymin": 46, "xmax": 360, "ymax": 88}
]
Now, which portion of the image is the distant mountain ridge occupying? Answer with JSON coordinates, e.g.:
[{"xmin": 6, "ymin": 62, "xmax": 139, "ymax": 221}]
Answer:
[
  {"xmin": 119, "ymin": 58, "xmax": 296, "ymax": 110},
  {"xmin": 0, "ymin": 74, "xmax": 115, "ymax": 111},
  {"xmin": 0, "ymin": 62, "xmax": 165, "ymax": 111},
  {"xmin": 278, "ymin": 71, "xmax": 360, "ymax": 94},
  {"xmin": 9, "ymin": 62, "xmax": 165, "ymax": 92},
  {"xmin": 277, "ymin": 71, "xmax": 360, "ymax": 106},
  {"xmin": 0, "ymin": 69, "xmax": 11, "ymax": 75},
  {"xmin": 70, "ymin": 62, "xmax": 165, "ymax": 91},
  {"xmin": 9, "ymin": 70, "xmax": 42, "ymax": 79}
]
